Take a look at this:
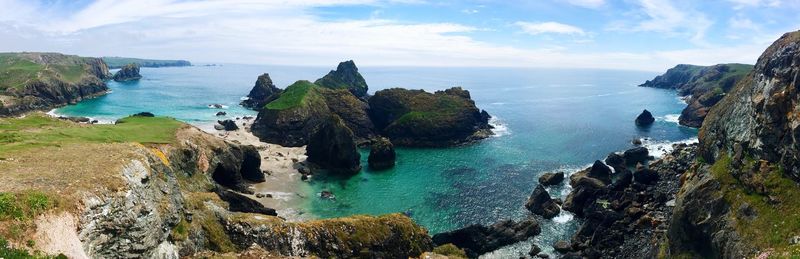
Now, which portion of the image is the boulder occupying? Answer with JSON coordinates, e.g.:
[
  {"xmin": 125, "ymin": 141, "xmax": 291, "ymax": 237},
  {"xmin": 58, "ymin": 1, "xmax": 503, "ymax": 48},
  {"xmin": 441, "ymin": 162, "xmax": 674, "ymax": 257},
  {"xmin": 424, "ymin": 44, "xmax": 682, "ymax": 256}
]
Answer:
[
  {"xmin": 217, "ymin": 119, "xmax": 239, "ymax": 131},
  {"xmin": 368, "ymin": 137, "xmax": 396, "ymax": 170},
  {"xmin": 113, "ymin": 63, "xmax": 142, "ymax": 82},
  {"xmin": 314, "ymin": 60, "xmax": 369, "ymax": 97},
  {"xmin": 623, "ymin": 147, "xmax": 650, "ymax": 166},
  {"xmin": 635, "ymin": 109, "xmax": 655, "ymax": 126},
  {"xmin": 241, "ymin": 73, "xmax": 282, "ymax": 109},
  {"xmin": 633, "ymin": 164, "xmax": 660, "ymax": 184},
  {"xmin": 216, "ymin": 111, "xmax": 227, "ymax": 116},
  {"xmin": 539, "ymin": 172, "xmax": 565, "ymax": 186},
  {"xmin": 587, "ymin": 160, "xmax": 612, "ymax": 184},
  {"xmin": 553, "ymin": 240, "xmax": 571, "ymax": 253},
  {"xmin": 525, "ymin": 185, "xmax": 561, "ymax": 219},
  {"xmin": 306, "ymin": 115, "xmax": 361, "ymax": 175},
  {"xmin": 604, "ymin": 152, "xmax": 625, "ymax": 169},
  {"xmin": 432, "ymin": 218, "xmax": 541, "ymax": 258}
]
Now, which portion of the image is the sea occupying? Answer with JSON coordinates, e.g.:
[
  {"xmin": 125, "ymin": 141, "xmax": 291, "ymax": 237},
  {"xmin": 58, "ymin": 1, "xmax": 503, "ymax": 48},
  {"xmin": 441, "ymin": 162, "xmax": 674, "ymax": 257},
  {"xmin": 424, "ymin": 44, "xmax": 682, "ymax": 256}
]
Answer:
[{"xmin": 54, "ymin": 64, "xmax": 697, "ymax": 257}]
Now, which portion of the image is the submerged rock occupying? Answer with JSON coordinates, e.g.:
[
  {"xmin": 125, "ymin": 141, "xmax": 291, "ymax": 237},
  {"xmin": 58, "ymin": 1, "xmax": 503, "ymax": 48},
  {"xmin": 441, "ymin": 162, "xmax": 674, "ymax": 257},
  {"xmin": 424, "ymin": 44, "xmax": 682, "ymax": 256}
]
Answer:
[
  {"xmin": 368, "ymin": 137, "xmax": 396, "ymax": 170},
  {"xmin": 306, "ymin": 115, "xmax": 361, "ymax": 174},
  {"xmin": 241, "ymin": 73, "xmax": 281, "ymax": 109},
  {"xmin": 525, "ymin": 185, "xmax": 561, "ymax": 219},
  {"xmin": 113, "ymin": 63, "xmax": 142, "ymax": 82},
  {"xmin": 635, "ymin": 109, "xmax": 655, "ymax": 126},
  {"xmin": 432, "ymin": 218, "xmax": 541, "ymax": 258}
]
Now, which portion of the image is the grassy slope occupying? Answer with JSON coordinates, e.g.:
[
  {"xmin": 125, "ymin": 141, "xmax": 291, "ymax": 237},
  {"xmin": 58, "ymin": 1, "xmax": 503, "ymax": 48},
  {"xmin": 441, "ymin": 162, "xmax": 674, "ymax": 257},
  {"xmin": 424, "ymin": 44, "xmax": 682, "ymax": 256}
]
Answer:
[
  {"xmin": 264, "ymin": 80, "xmax": 319, "ymax": 110},
  {"xmin": 0, "ymin": 53, "xmax": 93, "ymax": 91},
  {"xmin": 102, "ymin": 57, "xmax": 190, "ymax": 69}
]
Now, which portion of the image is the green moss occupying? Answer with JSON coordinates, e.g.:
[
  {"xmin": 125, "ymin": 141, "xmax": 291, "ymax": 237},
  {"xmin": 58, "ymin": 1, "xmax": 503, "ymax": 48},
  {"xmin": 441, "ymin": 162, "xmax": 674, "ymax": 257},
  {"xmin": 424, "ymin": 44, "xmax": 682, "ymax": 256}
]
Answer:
[
  {"xmin": 0, "ymin": 113, "xmax": 183, "ymax": 153},
  {"xmin": 170, "ymin": 219, "xmax": 190, "ymax": 241},
  {"xmin": 264, "ymin": 80, "xmax": 317, "ymax": 110},
  {"xmin": 710, "ymin": 154, "xmax": 800, "ymax": 256},
  {"xmin": 433, "ymin": 243, "xmax": 467, "ymax": 258},
  {"xmin": 200, "ymin": 213, "xmax": 236, "ymax": 253}
]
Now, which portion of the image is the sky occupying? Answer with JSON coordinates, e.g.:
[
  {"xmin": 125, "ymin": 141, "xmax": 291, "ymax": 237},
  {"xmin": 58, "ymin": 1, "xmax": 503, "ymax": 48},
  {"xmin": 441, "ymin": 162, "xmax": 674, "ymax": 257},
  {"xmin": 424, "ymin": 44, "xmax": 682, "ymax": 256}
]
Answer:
[{"xmin": 0, "ymin": 0, "xmax": 798, "ymax": 71}]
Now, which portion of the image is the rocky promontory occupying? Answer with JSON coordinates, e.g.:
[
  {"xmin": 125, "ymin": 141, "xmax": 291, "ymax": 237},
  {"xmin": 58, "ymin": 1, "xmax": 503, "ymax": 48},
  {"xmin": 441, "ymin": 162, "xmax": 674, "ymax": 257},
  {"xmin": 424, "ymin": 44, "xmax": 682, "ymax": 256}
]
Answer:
[
  {"xmin": 0, "ymin": 52, "xmax": 111, "ymax": 116},
  {"xmin": 113, "ymin": 63, "xmax": 142, "ymax": 81},
  {"xmin": 240, "ymin": 73, "xmax": 281, "ymax": 109},
  {"xmin": 314, "ymin": 60, "xmax": 369, "ymax": 98},
  {"xmin": 640, "ymin": 63, "xmax": 752, "ymax": 127}
]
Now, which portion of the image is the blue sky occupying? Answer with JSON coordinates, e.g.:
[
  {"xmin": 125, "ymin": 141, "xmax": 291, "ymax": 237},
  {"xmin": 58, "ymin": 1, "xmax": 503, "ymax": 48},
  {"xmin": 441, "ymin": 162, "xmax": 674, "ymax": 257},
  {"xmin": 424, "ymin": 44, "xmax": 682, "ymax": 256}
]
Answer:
[{"xmin": 0, "ymin": 0, "xmax": 798, "ymax": 71}]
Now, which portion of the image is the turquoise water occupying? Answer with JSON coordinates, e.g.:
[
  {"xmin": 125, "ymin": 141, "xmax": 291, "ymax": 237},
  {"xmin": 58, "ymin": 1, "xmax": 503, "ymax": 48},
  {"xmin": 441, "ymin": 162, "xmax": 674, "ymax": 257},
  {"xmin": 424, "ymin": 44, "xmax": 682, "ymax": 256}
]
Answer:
[{"xmin": 56, "ymin": 65, "xmax": 696, "ymax": 256}]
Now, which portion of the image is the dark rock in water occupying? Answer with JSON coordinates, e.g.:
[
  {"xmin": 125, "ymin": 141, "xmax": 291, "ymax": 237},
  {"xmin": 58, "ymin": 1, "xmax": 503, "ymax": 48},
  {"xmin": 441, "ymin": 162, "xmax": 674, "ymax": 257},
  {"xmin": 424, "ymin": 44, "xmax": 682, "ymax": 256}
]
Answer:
[
  {"xmin": 369, "ymin": 87, "xmax": 493, "ymax": 147},
  {"xmin": 528, "ymin": 244, "xmax": 542, "ymax": 256},
  {"xmin": 632, "ymin": 138, "xmax": 643, "ymax": 145},
  {"xmin": 314, "ymin": 60, "xmax": 369, "ymax": 98},
  {"xmin": 214, "ymin": 187, "xmax": 277, "ymax": 216},
  {"xmin": 588, "ymin": 160, "xmax": 612, "ymax": 184},
  {"xmin": 368, "ymin": 137, "xmax": 396, "ymax": 170},
  {"xmin": 320, "ymin": 190, "xmax": 335, "ymax": 199},
  {"xmin": 215, "ymin": 111, "xmax": 227, "ymax": 116},
  {"xmin": 209, "ymin": 103, "xmax": 224, "ymax": 109},
  {"xmin": 538, "ymin": 172, "xmax": 565, "ymax": 186},
  {"xmin": 132, "ymin": 112, "xmax": 155, "ymax": 117},
  {"xmin": 635, "ymin": 109, "xmax": 655, "ymax": 126},
  {"xmin": 553, "ymin": 240, "xmax": 571, "ymax": 253},
  {"xmin": 633, "ymin": 164, "xmax": 660, "ymax": 184},
  {"xmin": 623, "ymin": 147, "xmax": 650, "ymax": 166},
  {"xmin": 217, "ymin": 119, "xmax": 238, "ymax": 131},
  {"xmin": 525, "ymin": 185, "xmax": 561, "ymax": 219},
  {"xmin": 604, "ymin": 152, "xmax": 625, "ymax": 170},
  {"xmin": 113, "ymin": 63, "xmax": 142, "ymax": 82},
  {"xmin": 306, "ymin": 115, "xmax": 361, "ymax": 175},
  {"xmin": 241, "ymin": 73, "xmax": 282, "ymax": 109},
  {"xmin": 432, "ymin": 218, "xmax": 541, "ymax": 258}
]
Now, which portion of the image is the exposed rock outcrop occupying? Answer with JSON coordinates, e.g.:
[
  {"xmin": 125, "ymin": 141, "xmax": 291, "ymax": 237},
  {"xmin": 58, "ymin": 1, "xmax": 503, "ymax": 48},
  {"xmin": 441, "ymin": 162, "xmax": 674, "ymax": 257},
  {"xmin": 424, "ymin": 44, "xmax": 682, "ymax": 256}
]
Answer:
[
  {"xmin": 525, "ymin": 185, "xmax": 560, "ymax": 219},
  {"xmin": 314, "ymin": 60, "xmax": 369, "ymax": 98},
  {"xmin": 369, "ymin": 87, "xmax": 493, "ymax": 147},
  {"xmin": 368, "ymin": 137, "xmax": 396, "ymax": 170},
  {"xmin": 640, "ymin": 63, "xmax": 753, "ymax": 127},
  {"xmin": 113, "ymin": 63, "xmax": 142, "ymax": 82},
  {"xmin": 306, "ymin": 115, "xmax": 361, "ymax": 174},
  {"xmin": 0, "ymin": 52, "xmax": 111, "ymax": 116},
  {"xmin": 240, "ymin": 73, "xmax": 281, "ymax": 109},
  {"xmin": 538, "ymin": 171, "xmax": 565, "ymax": 186},
  {"xmin": 634, "ymin": 109, "xmax": 654, "ymax": 126},
  {"xmin": 432, "ymin": 218, "xmax": 541, "ymax": 258}
]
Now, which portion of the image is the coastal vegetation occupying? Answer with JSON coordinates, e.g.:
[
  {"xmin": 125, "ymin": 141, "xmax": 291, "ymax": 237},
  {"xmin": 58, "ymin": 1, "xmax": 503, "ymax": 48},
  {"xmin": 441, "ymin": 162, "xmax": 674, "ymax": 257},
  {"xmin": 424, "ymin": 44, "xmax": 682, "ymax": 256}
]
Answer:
[
  {"xmin": 264, "ymin": 80, "xmax": 318, "ymax": 110},
  {"xmin": 101, "ymin": 56, "xmax": 191, "ymax": 69},
  {"xmin": 0, "ymin": 53, "xmax": 103, "ymax": 91}
]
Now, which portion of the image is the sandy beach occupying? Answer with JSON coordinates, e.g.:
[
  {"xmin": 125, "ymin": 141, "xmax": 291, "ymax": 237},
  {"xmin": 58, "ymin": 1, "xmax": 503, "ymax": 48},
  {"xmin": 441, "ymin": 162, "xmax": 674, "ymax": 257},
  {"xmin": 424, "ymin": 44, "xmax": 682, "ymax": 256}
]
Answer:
[{"xmin": 202, "ymin": 118, "xmax": 314, "ymax": 221}]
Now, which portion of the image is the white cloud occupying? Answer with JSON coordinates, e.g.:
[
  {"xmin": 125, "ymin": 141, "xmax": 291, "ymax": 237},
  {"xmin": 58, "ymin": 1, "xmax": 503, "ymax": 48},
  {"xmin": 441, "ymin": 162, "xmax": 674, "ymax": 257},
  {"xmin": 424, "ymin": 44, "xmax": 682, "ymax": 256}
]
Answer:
[
  {"xmin": 461, "ymin": 9, "xmax": 479, "ymax": 14},
  {"xmin": 563, "ymin": 0, "xmax": 605, "ymax": 9},
  {"xmin": 608, "ymin": 0, "xmax": 713, "ymax": 46},
  {"xmin": 515, "ymin": 21, "xmax": 586, "ymax": 36},
  {"xmin": 726, "ymin": 0, "xmax": 781, "ymax": 9}
]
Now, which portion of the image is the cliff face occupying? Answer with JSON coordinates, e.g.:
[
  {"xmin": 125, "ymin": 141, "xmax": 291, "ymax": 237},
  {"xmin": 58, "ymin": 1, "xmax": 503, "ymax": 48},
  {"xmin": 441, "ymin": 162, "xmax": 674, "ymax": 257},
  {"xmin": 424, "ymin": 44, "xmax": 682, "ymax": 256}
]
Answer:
[
  {"xmin": 306, "ymin": 114, "xmax": 362, "ymax": 174},
  {"xmin": 640, "ymin": 63, "xmax": 753, "ymax": 127},
  {"xmin": 112, "ymin": 63, "xmax": 142, "ymax": 82},
  {"xmin": 240, "ymin": 73, "xmax": 281, "ymax": 110},
  {"xmin": 0, "ymin": 52, "xmax": 111, "ymax": 116}
]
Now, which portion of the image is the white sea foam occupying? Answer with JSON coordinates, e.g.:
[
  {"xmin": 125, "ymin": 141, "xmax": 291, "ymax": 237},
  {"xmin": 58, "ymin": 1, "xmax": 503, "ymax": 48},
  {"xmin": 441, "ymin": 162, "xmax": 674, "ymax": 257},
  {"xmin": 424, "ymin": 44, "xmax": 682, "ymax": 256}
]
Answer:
[
  {"xmin": 207, "ymin": 104, "xmax": 229, "ymax": 109},
  {"xmin": 661, "ymin": 114, "xmax": 680, "ymax": 124},
  {"xmin": 641, "ymin": 137, "xmax": 699, "ymax": 158},
  {"xmin": 490, "ymin": 102, "xmax": 506, "ymax": 105},
  {"xmin": 45, "ymin": 109, "xmax": 115, "ymax": 124},
  {"xmin": 489, "ymin": 117, "xmax": 510, "ymax": 137},
  {"xmin": 240, "ymin": 96, "xmax": 250, "ymax": 101},
  {"xmin": 552, "ymin": 212, "xmax": 574, "ymax": 224}
]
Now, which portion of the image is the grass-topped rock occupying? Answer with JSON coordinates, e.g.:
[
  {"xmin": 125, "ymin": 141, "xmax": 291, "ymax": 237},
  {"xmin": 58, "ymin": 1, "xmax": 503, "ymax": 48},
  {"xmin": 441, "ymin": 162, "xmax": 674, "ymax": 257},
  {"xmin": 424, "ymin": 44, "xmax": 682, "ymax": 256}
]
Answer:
[
  {"xmin": 112, "ymin": 63, "xmax": 142, "ymax": 82},
  {"xmin": 314, "ymin": 60, "xmax": 368, "ymax": 98},
  {"xmin": 0, "ymin": 52, "xmax": 111, "ymax": 116},
  {"xmin": 369, "ymin": 87, "xmax": 493, "ymax": 147}
]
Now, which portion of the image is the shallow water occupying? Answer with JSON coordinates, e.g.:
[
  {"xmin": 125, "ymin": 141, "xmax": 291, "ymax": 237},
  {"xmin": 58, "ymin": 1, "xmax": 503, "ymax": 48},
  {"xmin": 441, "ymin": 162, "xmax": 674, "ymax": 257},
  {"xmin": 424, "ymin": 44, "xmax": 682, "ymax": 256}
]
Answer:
[{"xmin": 55, "ymin": 65, "xmax": 697, "ymax": 257}]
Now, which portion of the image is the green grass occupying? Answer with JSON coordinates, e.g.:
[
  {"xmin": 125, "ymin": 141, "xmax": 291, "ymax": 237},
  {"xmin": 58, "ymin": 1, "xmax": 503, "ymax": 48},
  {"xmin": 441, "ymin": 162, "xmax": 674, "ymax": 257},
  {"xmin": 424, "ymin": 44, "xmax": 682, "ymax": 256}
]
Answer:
[
  {"xmin": 0, "ymin": 53, "xmax": 95, "ymax": 91},
  {"xmin": 101, "ymin": 57, "xmax": 190, "ymax": 69},
  {"xmin": 0, "ymin": 55, "xmax": 44, "ymax": 90},
  {"xmin": 0, "ymin": 237, "xmax": 66, "ymax": 259},
  {"xmin": 0, "ymin": 114, "xmax": 183, "ymax": 154},
  {"xmin": 710, "ymin": 154, "xmax": 800, "ymax": 256},
  {"xmin": 265, "ymin": 80, "xmax": 316, "ymax": 110},
  {"xmin": 0, "ymin": 192, "xmax": 54, "ymax": 221},
  {"xmin": 433, "ymin": 244, "xmax": 467, "ymax": 258}
]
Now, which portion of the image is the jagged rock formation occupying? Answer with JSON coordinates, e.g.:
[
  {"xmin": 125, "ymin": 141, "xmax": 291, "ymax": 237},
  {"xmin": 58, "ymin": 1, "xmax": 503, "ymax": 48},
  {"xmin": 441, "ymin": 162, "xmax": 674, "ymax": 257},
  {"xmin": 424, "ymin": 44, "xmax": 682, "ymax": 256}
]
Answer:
[
  {"xmin": 240, "ymin": 73, "xmax": 281, "ymax": 109},
  {"xmin": 369, "ymin": 87, "xmax": 493, "ymax": 147},
  {"xmin": 368, "ymin": 137, "xmax": 396, "ymax": 170},
  {"xmin": 0, "ymin": 52, "xmax": 111, "ymax": 116},
  {"xmin": 539, "ymin": 171, "xmax": 565, "ymax": 186},
  {"xmin": 634, "ymin": 109, "xmax": 654, "ymax": 126},
  {"xmin": 640, "ymin": 63, "xmax": 753, "ymax": 127},
  {"xmin": 525, "ymin": 185, "xmax": 560, "ymax": 219},
  {"xmin": 314, "ymin": 60, "xmax": 369, "ymax": 98},
  {"xmin": 432, "ymin": 218, "xmax": 541, "ymax": 258},
  {"xmin": 306, "ymin": 115, "xmax": 361, "ymax": 174},
  {"xmin": 113, "ymin": 63, "xmax": 142, "ymax": 81}
]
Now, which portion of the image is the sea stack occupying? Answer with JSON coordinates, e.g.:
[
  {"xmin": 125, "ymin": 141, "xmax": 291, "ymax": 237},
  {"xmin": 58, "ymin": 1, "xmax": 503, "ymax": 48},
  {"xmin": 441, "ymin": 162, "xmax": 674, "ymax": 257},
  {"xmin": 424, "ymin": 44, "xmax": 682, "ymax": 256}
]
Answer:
[
  {"xmin": 315, "ymin": 60, "xmax": 369, "ymax": 98},
  {"xmin": 306, "ymin": 115, "xmax": 361, "ymax": 174},
  {"xmin": 241, "ymin": 73, "xmax": 281, "ymax": 109},
  {"xmin": 368, "ymin": 137, "xmax": 396, "ymax": 170},
  {"xmin": 635, "ymin": 109, "xmax": 655, "ymax": 126},
  {"xmin": 113, "ymin": 63, "xmax": 142, "ymax": 82}
]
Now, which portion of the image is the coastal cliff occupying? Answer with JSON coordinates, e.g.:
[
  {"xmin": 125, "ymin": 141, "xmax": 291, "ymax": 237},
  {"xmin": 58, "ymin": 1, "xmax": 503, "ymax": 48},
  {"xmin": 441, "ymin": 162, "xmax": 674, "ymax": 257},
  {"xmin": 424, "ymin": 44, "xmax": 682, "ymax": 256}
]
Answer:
[
  {"xmin": 102, "ymin": 57, "xmax": 191, "ymax": 69},
  {"xmin": 640, "ymin": 63, "xmax": 753, "ymax": 127},
  {"xmin": 0, "ymin": 52, "xmax": 111, "ymax": 116},
  {"xmin": 0, "ymin": 114, "xmax": 432, "ymax": 258}
]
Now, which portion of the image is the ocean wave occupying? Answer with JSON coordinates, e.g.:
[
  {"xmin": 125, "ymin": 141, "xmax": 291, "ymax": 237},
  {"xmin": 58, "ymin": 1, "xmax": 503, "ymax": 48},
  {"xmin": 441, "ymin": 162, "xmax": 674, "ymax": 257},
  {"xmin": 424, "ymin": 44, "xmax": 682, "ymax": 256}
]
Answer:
[
  {"xmin": 45, "ymin": 109, "xmax": 115, "ymax": 124},
  {"xmin": 240, "ymin": 96, "xmax": 250, "ymax": 101},
  {"xmin": 641, "ymin": 137, "xmax": 699, "ymax": 158},
  {"xmin": 659, "ymin": 114, "xmax": 680, "ymax": 124},
  {"xmin": 490, "ymin": 102, "xmax": 506, "ymax": 105},
  {"xmin": 489, "ymin": 117, "xmax": 510, "ymax": 137},
  {"xmin": 207, "ymin": 104, "xmax": 229, "ymax": 109}
]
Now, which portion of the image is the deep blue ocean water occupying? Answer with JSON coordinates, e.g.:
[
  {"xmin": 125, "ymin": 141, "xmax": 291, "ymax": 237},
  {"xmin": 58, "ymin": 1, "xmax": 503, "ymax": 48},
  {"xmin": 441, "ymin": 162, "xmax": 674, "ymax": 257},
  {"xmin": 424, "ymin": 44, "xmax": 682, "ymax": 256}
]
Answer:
[{"xmin": 56, "ymin": 64, "xmax": 697, "ymax": 257}]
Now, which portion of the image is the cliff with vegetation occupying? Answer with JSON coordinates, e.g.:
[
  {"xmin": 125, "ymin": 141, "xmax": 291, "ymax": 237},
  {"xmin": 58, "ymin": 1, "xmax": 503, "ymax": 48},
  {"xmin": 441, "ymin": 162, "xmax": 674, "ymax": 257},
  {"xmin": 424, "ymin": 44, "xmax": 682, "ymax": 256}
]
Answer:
[
  {"xmin": 102, "ymin": 57, "xmax": 191, "ymax": 69},
  {"xmin": 640, "ymin": 63, "xmax": 753, "ymax": 127},
  {"xmin": 0, "ymin": 52, "xmax": 111, "ymax": 116},
  {"xmin": 0, "ymin": 113, "xmax": 432, "ymax": 258},
  {"xmin": 113, "ymin": 63, "xmax": 142, "ymax": 82}
]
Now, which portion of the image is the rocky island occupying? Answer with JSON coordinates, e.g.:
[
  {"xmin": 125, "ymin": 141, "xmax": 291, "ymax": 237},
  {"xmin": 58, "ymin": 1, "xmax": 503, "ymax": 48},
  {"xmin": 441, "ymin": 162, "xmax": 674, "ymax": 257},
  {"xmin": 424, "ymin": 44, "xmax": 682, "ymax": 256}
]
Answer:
[
  {"xmin": 640, "ymin": 63, "xmax": 753, "ymax": 127},
  {"xmin": 239, "ymin": 73, "xmax": 280, "ymax": 109},
  {"xmin": 0, "ymin": 52, "xmax": 111, "ymax": 116},
  {"xmin": 112, "ymin": 63, "xmax": 142, "ymax": 82}
]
